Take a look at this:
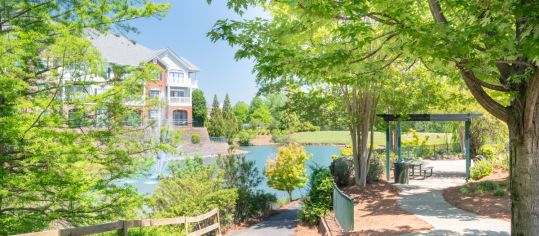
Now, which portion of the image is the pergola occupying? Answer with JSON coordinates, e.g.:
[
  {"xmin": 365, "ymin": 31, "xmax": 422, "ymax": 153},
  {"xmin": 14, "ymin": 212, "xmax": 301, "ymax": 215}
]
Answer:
[{"xmin": 377, "ymin": 113, "xmax": 483, "ymax": 180}]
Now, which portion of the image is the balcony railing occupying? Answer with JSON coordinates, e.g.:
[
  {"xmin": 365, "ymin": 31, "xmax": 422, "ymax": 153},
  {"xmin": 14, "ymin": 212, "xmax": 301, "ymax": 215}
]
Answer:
[{"xmin": 169, "ymin": 96, "xmax": 191, "ymax": 104}]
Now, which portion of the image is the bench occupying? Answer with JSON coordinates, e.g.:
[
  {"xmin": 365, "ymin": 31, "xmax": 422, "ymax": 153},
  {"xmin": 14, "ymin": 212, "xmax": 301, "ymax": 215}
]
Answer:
[{"xmin": 421, "ymin": 166, "xmax": 434, "ymax": 179}]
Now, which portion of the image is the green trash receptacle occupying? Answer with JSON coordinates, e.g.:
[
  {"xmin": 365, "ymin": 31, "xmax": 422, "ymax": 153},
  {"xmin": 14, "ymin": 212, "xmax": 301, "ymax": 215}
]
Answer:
[{"xmin": 394, "ymin": 162, "xmax": 409, "ymax": 184}]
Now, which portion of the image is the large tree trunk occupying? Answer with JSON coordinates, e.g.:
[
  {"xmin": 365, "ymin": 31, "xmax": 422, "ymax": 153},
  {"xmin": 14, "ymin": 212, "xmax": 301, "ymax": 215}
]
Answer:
[{"xmin": 509, "ymin": 110, "xmax": 539, "ymax": 234}]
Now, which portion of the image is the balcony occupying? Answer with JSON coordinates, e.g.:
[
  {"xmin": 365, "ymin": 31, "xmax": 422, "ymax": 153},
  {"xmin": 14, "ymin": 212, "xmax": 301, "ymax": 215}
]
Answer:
[{"xmin": 169, "ymin": 96, "xmax": 191, "ymax": 105}]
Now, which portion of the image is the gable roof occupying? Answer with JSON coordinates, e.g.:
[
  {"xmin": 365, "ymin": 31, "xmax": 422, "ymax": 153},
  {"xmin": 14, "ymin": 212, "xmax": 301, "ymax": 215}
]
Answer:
[{"xmin": 85, "ymin": 29, "xmax": 199, "ymax": 71}]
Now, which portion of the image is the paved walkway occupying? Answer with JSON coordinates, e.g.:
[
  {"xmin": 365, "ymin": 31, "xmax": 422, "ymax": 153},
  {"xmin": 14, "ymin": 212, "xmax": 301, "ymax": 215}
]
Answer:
[
  {"xmin": 396, "ymin": 160, "xmax": 510, "ymax": 235},
  {"xmin": 228, "ymin": 204, "xmax": 300, "ymax": 236}
]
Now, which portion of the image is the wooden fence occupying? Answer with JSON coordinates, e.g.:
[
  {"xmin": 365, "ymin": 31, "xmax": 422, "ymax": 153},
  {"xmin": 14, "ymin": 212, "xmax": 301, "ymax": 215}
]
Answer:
[{"xmin": 16, "ymin": 208, "xmax": 220, "ymax": 236}]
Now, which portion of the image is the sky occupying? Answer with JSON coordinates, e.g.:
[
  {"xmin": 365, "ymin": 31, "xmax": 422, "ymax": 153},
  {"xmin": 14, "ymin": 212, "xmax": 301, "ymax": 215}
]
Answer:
[{"xmin": 126, "ymin": 1, "xmax": 267, "ymax": 104}]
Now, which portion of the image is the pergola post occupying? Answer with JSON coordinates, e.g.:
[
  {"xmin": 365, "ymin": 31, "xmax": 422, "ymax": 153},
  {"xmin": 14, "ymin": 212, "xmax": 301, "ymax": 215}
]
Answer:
[
  {"xmin": 397, "ymin": 120, "xmax": 402, "ymax": 162},
  {"xmin": 385, "ymin": 122, "xmax": 390, "ymax": 181},
  {"xmin": 465, "ymin": 119, "xmax": 471, "ymax": 180}
]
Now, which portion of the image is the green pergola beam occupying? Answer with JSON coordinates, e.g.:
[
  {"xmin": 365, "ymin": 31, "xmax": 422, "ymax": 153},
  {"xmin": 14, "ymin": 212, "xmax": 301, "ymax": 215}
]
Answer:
[
  {"xmin": 379, "ymin": 113, "xmax": 482, "ymax": 182},
  {"xmin": 385, "ymin": 124, "xmax": 390, "ymax": 181}
]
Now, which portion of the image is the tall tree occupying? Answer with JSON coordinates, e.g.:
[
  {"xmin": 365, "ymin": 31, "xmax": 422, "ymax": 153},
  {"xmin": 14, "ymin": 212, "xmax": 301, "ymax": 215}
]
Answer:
[
  {"xmin": 209, "ymin": 0, "xmax": 539, "ymax": 232},
  {"xmin": 207, "ymin": 95, "xmax": 225, "ymax": 137},
  {"xmin": 233, "ymin": 101, "xmax": 250, "ymax": 125},
  {"xmin": 222, "ymin": 94, "xmax": 239, "ymax": 143},
  {"xmin": 0, "ymin": 0, "xmax": 170, "ymax": 234},
  {"xmin": 192, "ymin": 89, "xmax": 208, "ymax": 126}
]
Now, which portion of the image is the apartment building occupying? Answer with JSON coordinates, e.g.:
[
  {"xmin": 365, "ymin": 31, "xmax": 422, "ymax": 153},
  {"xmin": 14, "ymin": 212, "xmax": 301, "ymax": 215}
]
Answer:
[{"xmin": 64, "ymin": 30, "xmax": 199, "ymax": 127}]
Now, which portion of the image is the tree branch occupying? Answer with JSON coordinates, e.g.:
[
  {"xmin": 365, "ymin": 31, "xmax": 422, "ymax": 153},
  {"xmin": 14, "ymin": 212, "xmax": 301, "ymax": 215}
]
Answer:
[
  {"xmin": 457, "ymin": 62, "xmax": 509, "ymax": 122},
  {"xmin": 427, "ymin": 0, "xmax": 449, "ymax": 24}
]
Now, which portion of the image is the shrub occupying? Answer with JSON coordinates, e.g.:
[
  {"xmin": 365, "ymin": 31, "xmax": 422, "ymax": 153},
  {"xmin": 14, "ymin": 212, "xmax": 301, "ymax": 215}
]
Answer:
[
  {"xmin": 271, "ymin": 130, "xmax": 290, "ymax": 144},
  {"xmin": 479, "ymin": 144, "xmax": 505, "ymax": 159},
  {"xmin": 238, "ymin": 130, "xmax": 252, "ymax": 146},
  {"xmin": 367, "ymin": 154, "xmax": 384, "ymax": 183},
  {"xmin": 459, "ymin": 186, "xmax": 470, "ymax": 196},
  {"xmin": 191, "ymin": 134, "xmax": 201, "ymax": 144},
  {"xmin": 299, "ymin": 167, "xmax": 333, "ymax": 225},
  {"xmin": 330, "ymin": 157, "xmax": 354, "ymax": 187},
  {"xmin": 477, "ymin": 180, "xmax": 498, "ymax": 191},
  {"xmin": 494, "ymin": 187, "xmax": 506, "ymax": 197},
  {"xmin": 471, "ymin": 159, "xmax": 493, "ymax": 180},
  {"xmin": 217, "ymin": 154, "xmax": 277, "ymax": 222},
  {"xmin": 149, "ymin": 157, "xmax": 238, "ymax": 226}
]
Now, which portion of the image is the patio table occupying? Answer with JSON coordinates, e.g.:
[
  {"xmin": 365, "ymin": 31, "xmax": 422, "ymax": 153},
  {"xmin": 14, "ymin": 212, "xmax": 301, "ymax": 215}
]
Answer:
[{"xmin": 407, "ymin": 160, "xmax": 424, "ymax": 177}]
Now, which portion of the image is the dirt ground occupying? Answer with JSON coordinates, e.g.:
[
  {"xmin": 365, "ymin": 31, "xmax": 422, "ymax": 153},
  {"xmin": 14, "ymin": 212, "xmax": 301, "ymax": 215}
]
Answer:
[
  {"xmin": 324, "ymin": 181, "xmax": 432, "ymax": 235},
  {"xmin": 442, "ymin": 169, "xmax": 510, "ymax": 222},
  {"xmin": 294, "ymin": 222, "xmax": 321, "ymax": 236}
]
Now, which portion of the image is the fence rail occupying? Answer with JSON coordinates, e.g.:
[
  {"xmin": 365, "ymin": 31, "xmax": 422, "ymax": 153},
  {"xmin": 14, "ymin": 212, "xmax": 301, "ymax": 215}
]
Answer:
[
  {"xmin": 16, "ymin": 208, "xmax": 220, "ymax": 236},
  {"xmin": 333, "ymin": 182, "xmax": 354, "ymax": 232}
]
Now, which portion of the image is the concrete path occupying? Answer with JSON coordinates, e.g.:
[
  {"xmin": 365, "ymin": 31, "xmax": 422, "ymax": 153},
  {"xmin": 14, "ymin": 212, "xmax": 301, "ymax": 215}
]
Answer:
[
  {"xmin": 228, "ymin": 204, "xmax": 300, "ymax": 236},
  {"xmin": 396, "ymin": 160, "xmax": 510, "ymax": 235}
]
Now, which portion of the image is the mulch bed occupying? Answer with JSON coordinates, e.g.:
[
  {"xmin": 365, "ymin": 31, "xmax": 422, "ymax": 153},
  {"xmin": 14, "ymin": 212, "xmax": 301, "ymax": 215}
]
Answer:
[
  {"xmin": 324, "ymin": 181, "xmax": 432, "ymax": 235},
  {"xmin": 442, "ymin": 169, "xmax": 510, "ymax": 222}
]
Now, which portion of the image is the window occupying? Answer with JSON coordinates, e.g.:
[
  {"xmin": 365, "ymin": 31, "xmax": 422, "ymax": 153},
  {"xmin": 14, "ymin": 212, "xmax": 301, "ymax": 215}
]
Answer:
[
  {"xmin": 168, "ymin": 70, "xmax": 185, "ymax": 82},
  {"xmin": 172, "ymin": 110, "xmax": 188, "ymax": 126},
  {"xmin": 150, "ymin": 90, "xmax": 160, "ymax": 99},
  {"xmin": 170, "ymin": 90, "xmax": 185, "ymax": 97},
  {"xmin": 149, "ymin": 109, "xmax": 159, "ymax": 121},
  {"xmin": 157, "ymin": 72, "xmax": 162, "ymax": 81}
]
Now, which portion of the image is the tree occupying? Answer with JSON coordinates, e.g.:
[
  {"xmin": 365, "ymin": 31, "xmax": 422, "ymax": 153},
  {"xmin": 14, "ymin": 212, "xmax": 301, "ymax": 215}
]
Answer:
[
  {"xmin": 217, "ymin": 154, "xmax": 276, "ymax": 222},
  {"xmin": 222, "ymin": 94, "xmax": 239, "ymax": 144},
  {"xmin": 265, "ymin": 144, "xmax": 310, "ymax": 201},
  {"xmin": 192, "ymin": 89, "xmax": 208, "ymax": 126},
  {"xmin": 210, "ymin": 0, "xmax": 539, "ymax": 232},
  {"xmin": 248, "ymin": 96, "xmax": 265, "ymax": 118},
  {"xmin": 250, "ymin": 104, "xmax": 273, "ymax": 129},
  {"xmin": 233, "ymin": 101, "xmax": 250, "ymax": 125},
  {"xmin": 0, "ymin": 0, "xmax": 170, "ymax": 234},
  {"xmin": 207, "ymin": 95, "xmax": 225, "ymax": 137},
  {"xmin": 150, "ymin": 157, "xmax": 238, "ymax": 225}
]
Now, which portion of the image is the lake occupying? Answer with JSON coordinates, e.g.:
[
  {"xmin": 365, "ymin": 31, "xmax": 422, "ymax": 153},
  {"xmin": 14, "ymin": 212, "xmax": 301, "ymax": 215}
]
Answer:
[{"xmin": 122, "ymin": 145, "xmax": 341, "ymax": 200}]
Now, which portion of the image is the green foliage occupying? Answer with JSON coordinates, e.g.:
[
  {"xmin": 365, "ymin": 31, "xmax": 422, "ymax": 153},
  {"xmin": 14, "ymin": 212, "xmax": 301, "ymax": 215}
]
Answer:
[
  {"xmin": 250, "ymin": 104, "xmax": 273, "ymax": 129},
  {"xmin": 191, "ymin": 134, "xmax": 201, "ymax": 144},
  {"xmin": 402, "ymin": 129, "xmax": 429, "ymax": 147},
  {"xmin": 222, "ymin": 94, "xmax": 239, "ymax": 144},
  {"xmin": 150, "ymin": 157, "xmax": 238, "ymax": 226},
  {"xmin": 0, "ymin": 0, "xmax": 170, "ymax": 234},
  {"xmin": 233, "ymin": 101, "xmax": 250, "ymax": 125},
  {"xmin": 459, "ymin": 186, "xmax": 470, "ymax": 196},
  {"xmin": 470, "ymin": 115, "xmax": 508, "ymax": 158},
  {"xmin": 238, "ymin": 130, "xmax": 253, "ymax": 146},
  {"xmin": 207, "ymin": 95, "xmax": 225, "ymax": 137},
  {"xmin": 299, "ymin": 167, "xmax": 333, "ymax": 225},
  {"xmin": 192, "ymin": 89, "xmax": 208, "ymax": 126},
  {"xmin": 217, "ymin": 154, "xmax": 276, "ymax": 222},
  {"xmin": 265, "ymin": 144, "xmax": 310, "ymax": 200},
  {"xmin": 329, "ymin": 157, "xmax": 355, "ymax": 187},
  {"xmin": 367, "ymin": 154, "xmax": 384, "ymax": 183},
  {"xmin": 477, "ymin": 181, "xmax": 498, "ymax": 192},
  {"xmin": 271, "ymin": 130, "xmax": 290, "ymax": 144},
  {"xmin": 479, "ymin": 144, "xmax": 505, "ymax": 160},
  {"xmin": 494, "ymin": 187, "xmax": 506, "ymax": 197},
  {"xmin": 471, "ymin": 160, "xmax": 494, "ymax": 180}
]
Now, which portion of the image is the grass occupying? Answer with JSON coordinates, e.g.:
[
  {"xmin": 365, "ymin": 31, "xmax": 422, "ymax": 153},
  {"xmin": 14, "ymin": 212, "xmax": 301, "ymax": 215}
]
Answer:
[{"xmin": 290, "ymin": 131, "xmax": 452, "ymax": 146}]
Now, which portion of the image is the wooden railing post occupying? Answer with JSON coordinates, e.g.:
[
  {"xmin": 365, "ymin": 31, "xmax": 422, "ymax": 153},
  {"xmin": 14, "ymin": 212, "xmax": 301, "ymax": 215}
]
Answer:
[
  {"xmin": 216, "ymin": 210, "xmax": 221, "ymax": 235},
  {"xmin": 117, "ymin": 220, "xmax": 127, "ymax": 236},
  {"xmin": 184, "ymin": 217, "xmax": 189, "ymax": 235}
]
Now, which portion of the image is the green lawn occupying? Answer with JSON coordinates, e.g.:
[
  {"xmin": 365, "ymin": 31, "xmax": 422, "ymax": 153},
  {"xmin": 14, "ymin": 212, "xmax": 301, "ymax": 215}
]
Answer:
[{"xmin": 290, "ymin": 131, "xmax": 452, "ymax": 147}]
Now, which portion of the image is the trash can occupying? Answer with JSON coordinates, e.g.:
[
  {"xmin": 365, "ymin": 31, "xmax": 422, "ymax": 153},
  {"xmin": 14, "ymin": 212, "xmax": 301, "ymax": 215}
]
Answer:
[{"xmin": 394, "ymin": 162, "xmax": 409, "ymax": 184}]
